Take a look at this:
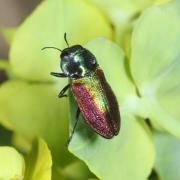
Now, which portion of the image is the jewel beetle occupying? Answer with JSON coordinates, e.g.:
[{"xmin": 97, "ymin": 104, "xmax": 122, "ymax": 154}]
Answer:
[{"xmin": 42, "ymin": 33, "xmax": 120, "ymax": 144}]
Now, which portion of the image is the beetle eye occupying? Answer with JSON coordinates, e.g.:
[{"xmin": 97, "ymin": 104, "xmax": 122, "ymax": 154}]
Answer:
[
  {"xmin": 60, "ymin": 52, "xmax": 69, "ymax": 59},
  {"xmin": 64, "ymin": 52, "xmax": 69, "ymax": 56}
]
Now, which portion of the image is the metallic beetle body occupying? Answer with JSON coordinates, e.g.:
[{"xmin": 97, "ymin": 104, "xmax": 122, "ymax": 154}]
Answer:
[
  {"xmin": 72, "ymin": 67, "xmax": 120, "ymax": 138},
  {"xmin": 49, "ymin": 44, "xmax": 120, "ymax": 140}
]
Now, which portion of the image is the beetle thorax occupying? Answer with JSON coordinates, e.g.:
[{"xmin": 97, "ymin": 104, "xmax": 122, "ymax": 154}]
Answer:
[{"xmin": 60, "ymin": 45, "xmax": 98, "ymax": 79}]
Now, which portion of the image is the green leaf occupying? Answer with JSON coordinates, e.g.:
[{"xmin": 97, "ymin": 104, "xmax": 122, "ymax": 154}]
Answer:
[
  {"xmin": 68, "ymin": 38, "xmax": 155, "ymax": 180},
  {"xmin": 0, "ymin": 80, "xmax": 73, "ymax": 166},
  {"xmin": 12, "ymin": 133, "xmax": 32, "ymax": 153},
  {"xmin": 69, "ymin": 113, "xmax": 155, "ymax": 180},
  {"xmin": 0, "ymin": 146, "xmax": 25, "ymax": 180},
  {"xmin": 57, "ymin": 160, "xmax": 95, "ymax": 180},
  {"xmin": 130, "ymin": 0, "xmax": 180, "ymax": 137},
  {"xmin": 52, "ymin": 167, "xmax": 65, "ymax": 180},
  {"xmin": 0, "ymin": 27, "xmax": 17, "ymax": 44},
  {"xmin": 153, "ymin": 0, "xmax": 172, "ymax": 5},
  {"xmin": 0, "ymin": 55, "xmax": 15, "ymax": 81},
  {"xmin": 0, "ymin": 59, "xmax": 10, "ymax": 71},
  {"xmin": 24, "ymin": 138, "xmax": 52, "ymax": 180},
  {"xmin": 0, "ymin": 59, "xmax": 14, "ymax": 78},
  {"xmin": 10, "ymin": 0, "xmax": 112, "ymax": 82},
  {"xmin": 0, "ymin": 125, "xmax": 12, "ymax": 146},
  {"xmin": 52, "ymin": 159, "xmax": 94, "ymax": 180},
  {"xmin": 88, "ymin": 0, "xmax": 152, "ymax": 54},
  {"xmin": 154, "ymin": 132, "xmax": 180, "ymax": 180},
  {"xmin": 88, "ymin": 0, "xmax": 152, "ymax": 26}
]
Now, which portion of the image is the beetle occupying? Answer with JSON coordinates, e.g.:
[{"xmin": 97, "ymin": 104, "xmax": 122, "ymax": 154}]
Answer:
[{"xmin": 42, "ymin": 33, "xmax": 120, "ymax": 145}]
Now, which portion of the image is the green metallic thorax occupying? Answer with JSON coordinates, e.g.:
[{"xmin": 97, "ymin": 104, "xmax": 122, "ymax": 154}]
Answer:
[
  {"xmin": 60, "ymin": 46, "xmax": 97, "ymax": 79},
  {"xmin": 73, "ymin": 53, "xmax": 90, "ymax": 76}
]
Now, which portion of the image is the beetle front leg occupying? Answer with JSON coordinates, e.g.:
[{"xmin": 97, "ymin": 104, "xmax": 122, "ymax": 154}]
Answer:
[
  {"xmin": 58, "ymin": 84, "xmax": 70, "ymax": 98},
  {"xmin": 50, "ymin": 72, "xmax": 67, "ymax": 78}
]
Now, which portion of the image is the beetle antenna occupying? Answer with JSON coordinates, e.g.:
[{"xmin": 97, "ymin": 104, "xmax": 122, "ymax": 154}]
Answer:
[
  {"xmin": 64, "ymin": 32, "xmax": 69, "ymax": 47},
  {"xmin": 41, "ymin": 47, "xmax": 62, "ymax": 52}
]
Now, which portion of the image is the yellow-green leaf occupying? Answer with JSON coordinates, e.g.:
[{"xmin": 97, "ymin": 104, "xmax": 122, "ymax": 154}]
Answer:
[
  {"xmin": 68, "ymin": 38, "xmax": 155, "ymax": 180},
  {"xmin": 62, "ymin": 161, "xmax": 94, "ymax": 179},
  {"xmin": 130, "ymin": 0, "xmax": 180, "ymax": 137},
  {"xmin": 0, "ymin": 27, "xmax": 17, "ymax": 44},
  {"xmin": 10, "ymin": 0, "xmax": 112, "ymax": 82},
  {"xmin": 0, "ymin": 147, "xmax": 25, "ymax": 180},
  {"xmin": 0, "ymin": 80, "xmax": 73, "ymax": 166},
  {"xmin": 88, "ymin": 0, "xmax": 152, "ymax": 53},
  {"xmin": 24, "ymin": 138, "xmax": 52, "ymax": 180},
  {"xmin": 0, "ymin": 59, "xmax": 10, "ymax": 71},
  {"xmin": 154, "ymin": 132, "xmax": 180, "ymax": 180}
]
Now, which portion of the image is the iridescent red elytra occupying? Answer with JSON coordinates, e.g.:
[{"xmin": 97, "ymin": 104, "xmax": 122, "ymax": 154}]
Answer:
[{"xmin": 42, "ymin": 33, "xmax": 120, "ymax": 145}]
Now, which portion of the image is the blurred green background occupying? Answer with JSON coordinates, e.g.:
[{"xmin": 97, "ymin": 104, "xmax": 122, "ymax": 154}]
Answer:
[
  {"xmin": 0, "ymin": 0, "xmax": 180, "ymax": 180},
  {"xmin": 0, "ymin": 0, "xmax": 41, "ymax": 82}
]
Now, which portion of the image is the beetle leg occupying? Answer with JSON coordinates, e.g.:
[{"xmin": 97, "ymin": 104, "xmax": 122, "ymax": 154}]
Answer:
[
  {"xmin": 50, "ymin": 72, "xmax": 67, "ymax": 78},
  {"xmin": 67, "ymin": 107, "xmax": 81, "ymax": 146},
  {"xmin": 58, "ymin": 84, "xmax": 70, "ymax": 98},
  {"xmin": 76, "ymin": 107, "xmax": 81, "ymax": 119}
]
